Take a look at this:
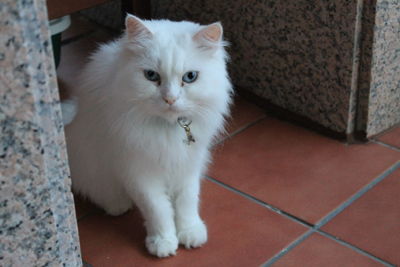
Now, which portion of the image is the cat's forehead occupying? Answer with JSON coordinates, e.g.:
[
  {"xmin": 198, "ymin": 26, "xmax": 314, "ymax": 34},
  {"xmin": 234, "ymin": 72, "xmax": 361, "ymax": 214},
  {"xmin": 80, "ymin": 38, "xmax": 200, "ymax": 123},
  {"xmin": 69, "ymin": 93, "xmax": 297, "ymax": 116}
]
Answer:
[
  {"xmin": 145, "ymin": 20, "xmax": 201, "ymax": 37},
  {"xmin": 146, "ymin": 20, "xmax": 201, "ymax": 52},
  {"xmin": 155, "ymin": 41, "xmax": 193, "ymax": 75},
  {"xmin": 146, "ymin": 26, "xmax": 201, "ymax": 73}
]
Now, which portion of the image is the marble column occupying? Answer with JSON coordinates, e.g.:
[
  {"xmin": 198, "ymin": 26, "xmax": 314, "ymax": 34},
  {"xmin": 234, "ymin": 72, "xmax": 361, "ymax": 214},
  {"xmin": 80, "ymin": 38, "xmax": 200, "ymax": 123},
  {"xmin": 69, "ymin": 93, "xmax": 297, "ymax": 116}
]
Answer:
[{"xmin": 0, "ymin": 0, "xmax": 82, "ymax": 266}]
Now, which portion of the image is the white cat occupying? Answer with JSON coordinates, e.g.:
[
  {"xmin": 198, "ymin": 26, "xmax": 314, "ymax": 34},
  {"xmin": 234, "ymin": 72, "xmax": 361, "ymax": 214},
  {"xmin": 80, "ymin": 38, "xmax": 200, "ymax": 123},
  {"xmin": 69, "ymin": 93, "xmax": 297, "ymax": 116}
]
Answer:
[{"xmin": 65, "ymin": 14, "xmax": 232, "ymax": 257}]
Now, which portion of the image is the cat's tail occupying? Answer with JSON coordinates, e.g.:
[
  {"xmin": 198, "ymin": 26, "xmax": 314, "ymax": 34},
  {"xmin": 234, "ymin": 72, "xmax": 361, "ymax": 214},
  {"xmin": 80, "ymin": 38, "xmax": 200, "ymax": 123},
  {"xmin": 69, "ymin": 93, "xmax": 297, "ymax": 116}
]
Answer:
[{"xmin": 61, "ymin": 97, "xmax": 78, "ymax": 125}]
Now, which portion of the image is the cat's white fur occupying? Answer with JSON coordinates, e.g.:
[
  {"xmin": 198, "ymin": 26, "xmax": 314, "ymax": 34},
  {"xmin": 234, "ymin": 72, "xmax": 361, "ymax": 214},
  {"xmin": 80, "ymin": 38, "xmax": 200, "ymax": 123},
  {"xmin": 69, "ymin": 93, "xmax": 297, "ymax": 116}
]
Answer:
[{"xmin": 65, "ymin": 15, "xmax": 232, "ymax": 257}]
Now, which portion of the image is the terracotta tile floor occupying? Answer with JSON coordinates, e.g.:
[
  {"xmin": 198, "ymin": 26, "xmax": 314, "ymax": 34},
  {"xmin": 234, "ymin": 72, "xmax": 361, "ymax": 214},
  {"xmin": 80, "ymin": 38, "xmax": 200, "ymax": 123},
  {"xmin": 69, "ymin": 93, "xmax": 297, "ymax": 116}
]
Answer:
[{"xmin": 59, "ymin": 16, "xmax": 400, "ymax": 267}]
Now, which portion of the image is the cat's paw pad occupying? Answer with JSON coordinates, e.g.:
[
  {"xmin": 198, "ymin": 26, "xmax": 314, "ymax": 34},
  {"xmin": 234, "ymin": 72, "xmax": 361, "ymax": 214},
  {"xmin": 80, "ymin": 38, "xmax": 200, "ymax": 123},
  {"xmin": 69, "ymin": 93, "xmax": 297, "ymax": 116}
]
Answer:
[
  {"xmin": 145, "ymin": 234, "xmax": 178, "ymax": 258},
  {"xmin": 177, "ymin": 221, "xmax": 208, "ymax": 249}
]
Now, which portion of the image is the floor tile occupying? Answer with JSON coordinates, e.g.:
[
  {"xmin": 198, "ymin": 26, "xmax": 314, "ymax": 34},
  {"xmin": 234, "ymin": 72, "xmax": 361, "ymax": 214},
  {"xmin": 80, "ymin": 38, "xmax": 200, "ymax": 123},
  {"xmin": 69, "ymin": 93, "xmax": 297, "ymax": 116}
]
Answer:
[
  {"xmin": 209, "ymin": 118, "xmax": 400, "ymax": 223},
  {"xmin": 77, "ymin": 180, "xmax": 306, "ymax": 267},
  {"xmin": 272, "ymin": 233, "xmax": 384, "ymax": 267},
  {"xmin": 224, "ymin": 96, "xmax": 266, "ymax": 136},
  {"xmin": 377, "ymin": 126, "xmax": 400, "ymax": 149},
  {"xmin": 322, "ymin": 166, "xmax": 400, "ymax": 265}
]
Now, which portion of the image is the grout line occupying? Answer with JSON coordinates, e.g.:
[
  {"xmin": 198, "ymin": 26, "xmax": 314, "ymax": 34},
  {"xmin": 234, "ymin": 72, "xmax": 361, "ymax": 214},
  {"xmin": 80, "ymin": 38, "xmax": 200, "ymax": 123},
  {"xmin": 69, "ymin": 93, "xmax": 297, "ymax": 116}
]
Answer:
[
  {"xmin": 207, "ymin": 120, "xmax": 399, "ymax": 265},
  {"xmin": 213, "ymin": 115, "xmax": 267, "ymax": 147},
  {"xmin": 207, "ymin": 161, "xmax": 400, "ymax": 266},
  {"xmin": 316, "ymin": 230, "xmax": 396, "ymax": 267},
  {"xmin": 205, "ymin": 175, "xmax": 314, "ymax": 228},
  {"xmin": 315, "ymin": 160, "xmax": 400, "ymax": 228},
  {"xmin": 206, "ymin": 175, "xmax": 396, "ymax": 266},
  {"xmin": 371, "ymin": 140, "xmax": 400, "ymax": 152},
  {"xmin": 261, "ymin": 229, "xmax": 315, "ymax": 267},
  {"xmin": 262, "ymin": 228, "xmax": 396, "ymax": 267},
  {"xmin": 226, "ymin": 115, "xmax": 268, "ymax": 139}
]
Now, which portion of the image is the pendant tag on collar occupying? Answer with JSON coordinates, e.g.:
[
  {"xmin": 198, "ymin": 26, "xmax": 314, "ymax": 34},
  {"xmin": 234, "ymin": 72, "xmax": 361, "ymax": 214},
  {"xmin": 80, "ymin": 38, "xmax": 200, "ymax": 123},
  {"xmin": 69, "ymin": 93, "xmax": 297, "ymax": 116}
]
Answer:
[{"xmin": 177, "ymin": 117, "xmax": 195, "ymax": 145}]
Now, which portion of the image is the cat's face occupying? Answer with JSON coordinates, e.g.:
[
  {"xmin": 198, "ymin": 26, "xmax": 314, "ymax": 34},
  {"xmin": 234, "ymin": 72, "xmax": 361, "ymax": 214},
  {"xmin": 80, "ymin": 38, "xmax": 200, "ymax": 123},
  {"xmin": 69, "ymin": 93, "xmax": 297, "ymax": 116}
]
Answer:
[{"xmin": 121, "ymin": 16, "xmax": 231, "ymax": 124}]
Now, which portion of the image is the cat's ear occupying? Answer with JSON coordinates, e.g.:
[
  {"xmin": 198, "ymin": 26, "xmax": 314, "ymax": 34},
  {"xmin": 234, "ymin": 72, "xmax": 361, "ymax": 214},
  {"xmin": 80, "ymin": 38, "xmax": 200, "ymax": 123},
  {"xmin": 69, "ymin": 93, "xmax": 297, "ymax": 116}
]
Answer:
[
  {"xmin": 193, "ymin": 22, "xmax": 224, "ymax": 50},
  {"xmin": 125, "ymin": 14, "xmax": 152, "ymax": 42}
]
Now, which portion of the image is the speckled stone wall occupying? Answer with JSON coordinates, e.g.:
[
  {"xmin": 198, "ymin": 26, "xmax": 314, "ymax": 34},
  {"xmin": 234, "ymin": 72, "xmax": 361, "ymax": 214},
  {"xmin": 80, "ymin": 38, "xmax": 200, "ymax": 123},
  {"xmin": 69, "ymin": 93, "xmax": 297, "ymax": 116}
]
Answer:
[
  {"xmin": 355, "ymin": 0, "xmax": 400, "ymax": 137},
  {"xmin": 366, "ymin": 0, "xmax": 400, "ymax": 136},
  {"xmin": 152, "ymin": 0, "xmax": 400, "ymax": 138},
  {"xmin": 152, "ymin": 0, "xmax": 358, "ymax": 134},
  {"xmin": 0, "ymin": 0, "xmax": 82, "ymax": 266}
]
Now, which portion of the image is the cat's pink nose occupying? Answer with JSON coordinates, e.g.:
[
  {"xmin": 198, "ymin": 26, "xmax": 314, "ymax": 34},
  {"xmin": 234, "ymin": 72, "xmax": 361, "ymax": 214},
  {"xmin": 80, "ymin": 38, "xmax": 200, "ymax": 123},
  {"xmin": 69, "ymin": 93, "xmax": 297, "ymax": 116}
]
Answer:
[{"xmin": 163, "ymin": 97, "xmax": 177, "ymax": 105}]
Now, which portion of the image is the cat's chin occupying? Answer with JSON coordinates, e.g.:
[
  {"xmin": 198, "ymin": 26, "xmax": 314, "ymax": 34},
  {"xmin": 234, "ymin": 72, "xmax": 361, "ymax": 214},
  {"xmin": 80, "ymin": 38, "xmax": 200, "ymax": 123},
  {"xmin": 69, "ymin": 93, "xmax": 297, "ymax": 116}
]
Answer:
[
  {"xmin": 159, "ymin": 111, "xmax": 182, "ymax": 124},
  {"xmin": 159, "ymin": 106, "xmax": 184, "ymax": 123},
  {"xmin": 166, "ymin": 105, "xmax": 181, "ymax": 113}
]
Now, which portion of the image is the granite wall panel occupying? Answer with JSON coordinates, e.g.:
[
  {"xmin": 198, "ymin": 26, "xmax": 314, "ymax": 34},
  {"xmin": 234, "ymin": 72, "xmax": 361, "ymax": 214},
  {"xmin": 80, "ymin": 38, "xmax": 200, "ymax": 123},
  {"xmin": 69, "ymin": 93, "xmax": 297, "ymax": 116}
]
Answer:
[
  {"xmin": 366, "ymin": 0, "xmax": 400, "ymax": 136},
  {"xmin": 152, "ymin": 0, "xmax": 359, "ymax": 134},
  {"xmin": 152, "ymin": 0, "xmax": 400, "ymax": 138},
  {"xmin": 0, "ymin": 0, "xmax": 82, "ymax": 265}
]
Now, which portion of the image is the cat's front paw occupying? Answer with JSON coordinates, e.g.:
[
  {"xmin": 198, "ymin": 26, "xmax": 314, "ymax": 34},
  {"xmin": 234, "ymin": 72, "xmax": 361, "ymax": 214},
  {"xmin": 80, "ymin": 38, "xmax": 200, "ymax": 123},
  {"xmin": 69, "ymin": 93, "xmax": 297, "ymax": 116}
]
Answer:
[
  {"xmin": 177, "ymin": 221, "xmax": 208, "ymax": 249},
  {"xmin": 145, "ymin": 234, "xmax": 178, "ymax": 257}
]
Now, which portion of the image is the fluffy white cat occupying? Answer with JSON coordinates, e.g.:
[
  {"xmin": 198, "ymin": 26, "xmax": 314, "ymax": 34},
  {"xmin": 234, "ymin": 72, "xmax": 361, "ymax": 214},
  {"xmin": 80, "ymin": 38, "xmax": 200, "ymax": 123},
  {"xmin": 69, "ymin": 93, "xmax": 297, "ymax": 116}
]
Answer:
[{"xmin": 65, "ymin": 14, "xmax": 232, "ymax": 257}]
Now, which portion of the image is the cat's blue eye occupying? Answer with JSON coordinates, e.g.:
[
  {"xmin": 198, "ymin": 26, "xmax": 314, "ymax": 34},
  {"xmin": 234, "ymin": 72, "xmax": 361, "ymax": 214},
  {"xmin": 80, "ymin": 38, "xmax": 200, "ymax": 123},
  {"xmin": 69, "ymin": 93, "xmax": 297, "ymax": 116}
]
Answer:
[
  {"xmin": 182, "ymin": 71, "xmax": 199, "ymax": 83},
  {"xmin": 144, "ymin": 70, "xmax": 161, "ymax": 82}
]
